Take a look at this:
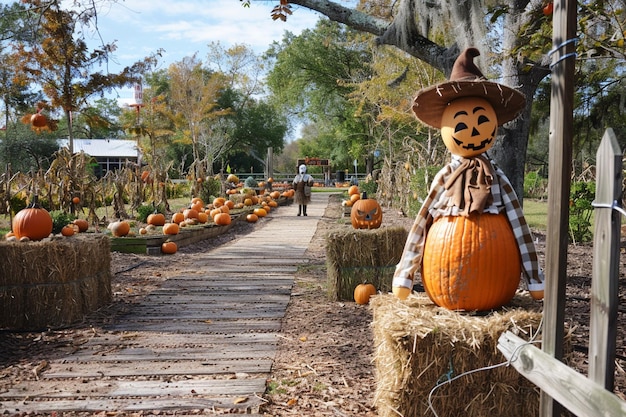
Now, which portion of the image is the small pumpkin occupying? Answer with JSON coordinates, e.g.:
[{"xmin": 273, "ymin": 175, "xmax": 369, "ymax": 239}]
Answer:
[
  {"xmin": 12, "ymin": 196, "xmax": 53, "ymax": 241},
  {"xmin": 72, "ymin": 196, "xmax": 80, "ymax": 204},
  {"xmin": 161, "ymin": 241, "xmax": 178, "ymax": 254},
  {"xmin": 350, "ymin": 192, "xmax": 382, "ymax": 229},
  {"xmin": 253, "ymin": 208, "xmax": 267, "ymax": 217},
  {"xmin": 61, "ymin": 225, "xmax": 75, "ymax": 236},
  {"xmin": 354, "ymin": 283, "xmax": 377, "ymax": 305},
  {"xmin": 171, "ymin": 212, "xmax": 185, "ymax": 224},
  {"xmin": 73, "ymin": 218, "xmax": 89, "ymax": 232},
  {"xmin": 422, "ymin": 213, "xmax": 521, "ymax": 311},
  {"xmin": 162, "ymin": 222, "xmax": 180, "ymax": 235},
  {"xmin": 183, "ymin": 208, "xmax": 198, "ymax": 220},
  {"xmin": 246, "ymin": 213, "xmax": 259, "ymax": 223},
  {"xmin": 147, "ymin": 213, "xmax": 166, "ymax": 226},
  {"xmin": 109, "ymin": 220, "xmax": 130, "ymax": 237},
  {"xmin": 348, "ymin": 185, "xmax": 359, "ymax": 196},
  {"xmin": 214, "ymin": 212, "xmax": 231, "ymax": 226}
]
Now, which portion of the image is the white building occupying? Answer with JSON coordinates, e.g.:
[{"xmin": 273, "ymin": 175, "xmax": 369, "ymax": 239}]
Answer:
[{"xmin": 57, "ymin": 139, "xmax": 141, "ymax": 177}]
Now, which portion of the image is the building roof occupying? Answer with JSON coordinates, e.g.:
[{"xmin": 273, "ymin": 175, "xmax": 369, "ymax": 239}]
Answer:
[{"xmin": 57, "ymin": 139, "xmax": 139, "ymax": 158}]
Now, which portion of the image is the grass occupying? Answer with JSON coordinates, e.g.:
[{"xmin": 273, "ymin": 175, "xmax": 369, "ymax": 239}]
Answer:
[{"xmin": 522, "ymin": 199, "xmax": 548, "ymax": 231}]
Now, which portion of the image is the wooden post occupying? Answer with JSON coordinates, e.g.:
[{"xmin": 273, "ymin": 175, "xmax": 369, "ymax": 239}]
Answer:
[
  {"xmin": 589, "ymin": 129, "xmax": 622, "ymax": 389},
  {"xmin": 541, "ymin": 0, "xmax": 577, "ymax": 416}
]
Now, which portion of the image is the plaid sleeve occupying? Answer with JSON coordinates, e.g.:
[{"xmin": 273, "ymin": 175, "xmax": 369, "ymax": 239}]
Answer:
[
  {"xmin": 392, "ymin": 165, "xmax": 450, "ymax": 291},
  {"xmin": 497, "ymin": 171, "xmax": 545, "ymax": 289}
]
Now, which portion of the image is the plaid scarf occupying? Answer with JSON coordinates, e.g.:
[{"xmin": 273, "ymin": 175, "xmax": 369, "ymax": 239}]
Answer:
[{"xmin": 393, "ymin": 155, "xmax": 544, "ymax": 294}]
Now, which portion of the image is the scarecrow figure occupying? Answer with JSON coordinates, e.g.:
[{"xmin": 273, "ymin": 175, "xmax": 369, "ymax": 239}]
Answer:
[{"xmin": 392, "ymin": 48, "xmax": 544, "ymax": 311}]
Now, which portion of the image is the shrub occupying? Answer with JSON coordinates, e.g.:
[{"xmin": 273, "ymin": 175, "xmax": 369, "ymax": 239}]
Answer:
[
  {"xmin": 50, "ymin": 210, "xmax": 76, "ymax": 234},
  {"xmin": 198, "ymin": 177, "xmax": 222, "ymax": 203},
  {"xmin": 569, "ymin": 181, "xmax": 595, "ymax": 243},
  {"xmin": 524, "ymin": 171, "xmax": 548, "ymax": 199}
]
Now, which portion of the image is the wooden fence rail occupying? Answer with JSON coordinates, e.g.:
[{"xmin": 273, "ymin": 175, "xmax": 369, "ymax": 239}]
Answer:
[{"xmin": 498, "ymin": 128, "xmax": 625, "ymax": 416}]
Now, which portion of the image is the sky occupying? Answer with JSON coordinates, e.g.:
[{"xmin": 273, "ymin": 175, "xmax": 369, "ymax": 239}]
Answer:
[{"xmin": 80, "ymin": 0, "xmax": 326, "ymax": 105}]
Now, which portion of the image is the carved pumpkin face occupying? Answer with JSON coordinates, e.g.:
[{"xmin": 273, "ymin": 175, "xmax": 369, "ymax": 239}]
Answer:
[
  {"xmin": 351, "ymin": 193, "xmax": 383, "ymax": 229},
  {"xmin": 440, "ymin": 97, "xmax": 498, "ymax": 158}
]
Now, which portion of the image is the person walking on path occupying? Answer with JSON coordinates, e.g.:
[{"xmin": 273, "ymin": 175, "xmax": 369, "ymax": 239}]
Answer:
[{"xmin": 293, "ymin": 164, "xmax": 314, "ymax": 216}]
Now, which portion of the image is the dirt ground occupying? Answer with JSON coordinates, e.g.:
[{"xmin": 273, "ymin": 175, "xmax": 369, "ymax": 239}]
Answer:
[{"xmin": 1, "ymin": 193, "xmax": 626, "ymax": 416}]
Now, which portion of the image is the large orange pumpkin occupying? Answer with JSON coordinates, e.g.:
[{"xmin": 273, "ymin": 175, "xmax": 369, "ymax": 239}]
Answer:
[
  {"xmin": 12, "ymin": 197, "xmax": 53, "ymax": 241},
  {"xmin": 421, "ymin": 213, "xmax": 521, "ymax": 311},
  {"xmin": 350, "ymin": 192, "xmax": 382, "ymax": 229}
]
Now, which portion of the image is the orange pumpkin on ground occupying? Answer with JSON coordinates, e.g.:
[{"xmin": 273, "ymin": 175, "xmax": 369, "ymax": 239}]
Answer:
[
  {"xmin": 246, "ymin": 213, "xmax": 259, "ymax": 223},
  {"xmin": 421, "ymin": 213, "xmax": 521, "ymax": 311},
  {"xmin": 161, "ymin": 241, "xmax": 177, "ymax": 254},
  {"xmin": 354, "ymin": 283, "xmax": 377, "ymax": 305}
]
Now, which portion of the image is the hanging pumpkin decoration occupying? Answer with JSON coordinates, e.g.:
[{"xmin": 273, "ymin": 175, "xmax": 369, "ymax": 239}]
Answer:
[
  {"xmin": 354, "ymin": 283, "xmax": 377, "ymax": 305},
  {"xmin": 12, "ymin": 196, "xmax": 53, "ymax": 241},
  {"xmin": 392, "ymin": 48, "xmax": 545, "ymax": 310},
  {"xmin": 350, "ymin": 192, "xmax": 382, "ymax": 229},
  {"xmin": 30, "ymin": 111, "xmax": 47, "ymax": 128}
]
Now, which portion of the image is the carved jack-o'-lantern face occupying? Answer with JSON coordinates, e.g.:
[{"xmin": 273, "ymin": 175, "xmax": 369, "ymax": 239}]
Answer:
[
  {"xmin": 350, "ymin": 194, "xmax": 383, "ymax": 229},
  {"xmin": 441, "ymin": 97, "xmax": 498, "ymax": 158}
]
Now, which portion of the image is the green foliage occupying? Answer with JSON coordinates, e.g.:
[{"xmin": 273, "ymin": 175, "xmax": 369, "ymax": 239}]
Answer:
[
  {"xmin": 135, "ymin": 203, "xmax": 166, "ymax": 223},
  {"xmin": 524, "ymin": 171, "xmax": 548, "ymax": 199},
  {"xmin": 49, "ymin": 210, "xmax": 75, "ymax": 235},
  {"xmin": 167, "ymin": 182, "xmax": 189, "ymax": 199},
  {"xmin": 9, "ymin": 194, "xmax": 27, "ymax": 215},
  {"xmin": 407, "ymin": 166, "xmax": 441, "ymax": 217},
  {"xmin": 359, "ymin": 177, "xmax": 378, "ymax": 196},
  {"xmin": 569, "ymin": 181, "xmax": 595, "ymax": 243},
  {"xmin": 198, "ymin": 177, "xmax": 222, "ymax": 203}
]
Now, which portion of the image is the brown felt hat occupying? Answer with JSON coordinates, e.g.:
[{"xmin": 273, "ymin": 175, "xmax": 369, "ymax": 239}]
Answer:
[{"xmin": 412, "ymin": 48, "xmax": 526, "ymax": 128}]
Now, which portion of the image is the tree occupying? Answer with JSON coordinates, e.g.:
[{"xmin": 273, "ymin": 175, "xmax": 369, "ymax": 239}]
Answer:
[
  {"xmin": 14, "ymin": 0, "xmax": 158, "ymax": 153},
  {"xmin": 168, "ymin": 54, "xmax": 231, "ymax": 179},
  {"xmin": 246, "ymin": 0, "xmax": 626, "ymax": 200}
]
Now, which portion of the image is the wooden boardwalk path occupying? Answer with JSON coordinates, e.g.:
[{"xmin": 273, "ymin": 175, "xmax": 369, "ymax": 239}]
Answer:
[{"xmin": 0, "ymin": 194, "xmax": 330, "ymax": 416}]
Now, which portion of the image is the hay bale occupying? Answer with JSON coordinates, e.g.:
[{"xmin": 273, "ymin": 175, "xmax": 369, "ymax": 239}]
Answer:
[
  {"xmin": 371, "ymin": 293, "xmax": 544, "ymax": 417},
  {"xmin": 0, "ymin": 235, "xmax": 112, "ymax": 330},
  {"xmin": 326, "ymin": 226, "xmax": 407, "ymax": 301}
]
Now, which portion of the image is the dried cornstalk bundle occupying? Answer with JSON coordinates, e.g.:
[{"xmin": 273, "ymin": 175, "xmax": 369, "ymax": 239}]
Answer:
[
  {"xmin": 326, "ymin": 227, "xmax": 408, "ymax": 301},
  {"xmin": 0, "ymin": 235, "xmax": 112, "ymax": 330},
  {"xmin": 371, "ymin": 293, "xmax": 552, "ymax": 417}
]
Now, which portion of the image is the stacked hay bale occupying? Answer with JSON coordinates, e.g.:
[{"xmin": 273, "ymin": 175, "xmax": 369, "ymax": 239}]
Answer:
[
  {"xmin": 0, "ymin": 235, "xmax": 112, "ymax": 330},
  {"xmin": 371, "ymin": 293, "xmax": 545, "ymax": 417},
  {"xmin": 326, "ymin": 226, "xmax": 407, "ymax": 301}
]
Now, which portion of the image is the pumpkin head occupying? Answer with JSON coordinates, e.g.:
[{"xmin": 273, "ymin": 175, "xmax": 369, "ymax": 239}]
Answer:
[
  {"xmin": 12, "ymin": 196, "xmax": 53, "ymax": 241},
  {"xmin": 350, "ymin": 192, "xmax": 382, "ymax": 229},
  {"xmin": 440, "ymin": 96, "xmax": 498, "ymax": 158}
]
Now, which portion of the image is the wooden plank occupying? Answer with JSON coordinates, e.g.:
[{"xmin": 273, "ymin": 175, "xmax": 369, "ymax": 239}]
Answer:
[
  {"xmin": 499, "ymin": 331, "xmax": 626, "ymax": 417},
  {"xmin": 60, "ymin": 345, "xmax": 277, "ymax": 362},
  {"xmin": 590, "ymin": 129, "xmax": 622, "ymax": 389},
  {"xmin": 1, "ymin": 378, "xmax": 267, "ymax": 398},
  {"xmin": 44, "ymin": 359, "xmax": 273, "ymax": 378},
  {"xmin": 85, "ymin": 332, "xmax": 278, "ymax": 346},
  {"xmin": 104, "ymin": 319, "xmax": 282, "ymax": 333},
  {"xmin": 542, "ymin": 0, "xmax": 577, "ymax": 415},
  {"xmin": 0, "ymin": 398, "xmax": 264, "ymax": 413}
]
